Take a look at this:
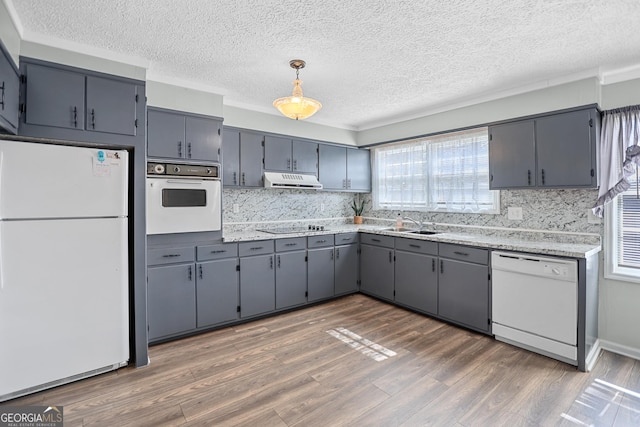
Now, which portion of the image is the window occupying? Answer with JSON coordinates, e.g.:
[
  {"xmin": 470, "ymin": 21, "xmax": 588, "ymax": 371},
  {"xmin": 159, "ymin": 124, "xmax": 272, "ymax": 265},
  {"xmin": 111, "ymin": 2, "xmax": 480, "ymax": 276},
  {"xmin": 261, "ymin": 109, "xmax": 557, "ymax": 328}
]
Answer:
[
  {"xmin": 372, "ymin": 127, "xmax": 499, "ymax": 214},
  {"xmin": 605, "ymin": 167, "xmax": 640, "ymax": 281}
]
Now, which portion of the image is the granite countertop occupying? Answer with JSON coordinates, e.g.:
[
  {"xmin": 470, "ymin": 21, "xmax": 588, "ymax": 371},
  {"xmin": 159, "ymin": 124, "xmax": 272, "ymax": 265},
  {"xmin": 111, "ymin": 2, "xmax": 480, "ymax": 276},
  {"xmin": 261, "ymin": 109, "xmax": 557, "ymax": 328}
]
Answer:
[{"xmin": 223, "ymin": 224, "xmax": 601, "ymax": 259}]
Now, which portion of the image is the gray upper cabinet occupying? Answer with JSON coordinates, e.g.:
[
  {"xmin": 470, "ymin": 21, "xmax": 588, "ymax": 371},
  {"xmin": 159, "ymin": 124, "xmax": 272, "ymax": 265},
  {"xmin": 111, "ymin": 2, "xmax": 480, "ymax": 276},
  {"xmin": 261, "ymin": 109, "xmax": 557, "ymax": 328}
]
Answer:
[
  {"xmin": 147, "ymin": 107, "xmax": 221, "ymax": 162},
  {"xmin": 21, "ymin": 61, "xmax": 141, "ymax": 138},
  {"xmin": 264, "ymin": 135, "xmax": 292, "ymax": 172},
  {"xmin": 0, "ymin": 45, "xmax": 19, "ymax": 133},
  {"xmin": 489, "ymin": 106, "xmax": 599, "ymax": 189},
  {"xmin": 86, "ymin": 75, "xmax": 137, "ymax": 136},
  {"xmin": 346, "ymin": 148, "xmax": 371, "ymax": 192},
  {"xmin": 319, "ymin": 144, "xmax": 347, "ymax": 190},
  {"xmin": 319, "ymin": 145, "xmax": 371, "ymax": 192},
  {"xmin": 223, "ymin": 128, "xmax": 263, "ymax": 187},
  {"xmin": 489, "ymin": 120, "xmax": 536, "ymax": 188},
  {"xmin": 535, "ymin": 109, "xmax": 597, "ymax": 188},
  {"xmin": 24, "ymin": 63, "xmax": 86, "ymax": 130},
  {"xmin": 293, "ymin": 140, "xmax": 318, "ymax": 175},
  {"xmin": 264, "ymin": 135, "xmax": 318, "ymax": 176}
]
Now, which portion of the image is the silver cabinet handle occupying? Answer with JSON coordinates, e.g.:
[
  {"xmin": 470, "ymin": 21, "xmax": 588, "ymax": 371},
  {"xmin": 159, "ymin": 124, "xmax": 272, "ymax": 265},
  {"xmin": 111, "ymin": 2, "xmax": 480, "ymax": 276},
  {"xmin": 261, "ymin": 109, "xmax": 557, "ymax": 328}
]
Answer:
[
  {"xmin": 453, "ymin": 251, "xmax": 469, "ymax": 256},
  {"xmin": 177, "ymin": 141, "xmax": 182, "ymax": 157},
  {"xmin": 187, "ymin": 265, "xmax": 193, "ymax": 281}
]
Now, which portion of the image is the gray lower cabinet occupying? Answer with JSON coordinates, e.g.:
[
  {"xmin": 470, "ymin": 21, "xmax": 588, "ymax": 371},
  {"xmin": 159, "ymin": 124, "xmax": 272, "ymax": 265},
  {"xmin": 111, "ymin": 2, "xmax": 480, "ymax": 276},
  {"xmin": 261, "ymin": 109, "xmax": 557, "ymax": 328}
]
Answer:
[
  {"xmin": 147, "ymin": 263, "xmax": 197, "ymax": 341},
  {"xmin": 223, "ymin": 128, "xmax": 264, "ymax": 187},
  {"xmin": 359, "ymin": 234, "xmax": 395, "ymax": 301},
  {"xmin": 239, "ymin": 241, "xmax": 275, "ymax": 317},
  {"xmin": 196, "ymin": 258, "xmax": 239, "ymax": 328},
  {"xmin": 438, "ymin": 244, "xmax": 490, "ymax": 333},
  {"xmin": 275, "ymin": 250, "xmax": 308, "ymax": 309},
  {"xmin": 334, "ymin": 243, "xmax": 359, "ymax": 295},
  {"xmin": 147, "ymin": 107, "xmax": 222, "ymax": 162},
  {"xmin": 307, "ymin": 235, "xmax": 335, "ymax": 302},
  {"xmin": 0, "ymin": 45, "xmax": 19, "ymax": 133},
  {"xmin": 394, "ymin": 238, "xmax": 438, "ymax": 316}
]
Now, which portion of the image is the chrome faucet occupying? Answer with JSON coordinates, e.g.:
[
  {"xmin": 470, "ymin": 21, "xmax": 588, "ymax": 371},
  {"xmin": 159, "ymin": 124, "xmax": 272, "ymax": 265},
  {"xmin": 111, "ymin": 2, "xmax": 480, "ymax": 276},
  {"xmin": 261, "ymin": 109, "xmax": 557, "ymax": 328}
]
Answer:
[{"xmin": 403, "ymin": 216, "xmax": 424, "ymax": 230}]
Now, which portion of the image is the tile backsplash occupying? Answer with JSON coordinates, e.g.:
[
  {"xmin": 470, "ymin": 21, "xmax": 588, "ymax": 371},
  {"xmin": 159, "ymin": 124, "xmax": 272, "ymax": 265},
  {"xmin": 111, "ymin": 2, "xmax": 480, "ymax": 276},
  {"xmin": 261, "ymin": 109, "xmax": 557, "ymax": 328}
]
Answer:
[{"xmin": 223, "ymin": 187, "xmax": 601, "ymax": 237}]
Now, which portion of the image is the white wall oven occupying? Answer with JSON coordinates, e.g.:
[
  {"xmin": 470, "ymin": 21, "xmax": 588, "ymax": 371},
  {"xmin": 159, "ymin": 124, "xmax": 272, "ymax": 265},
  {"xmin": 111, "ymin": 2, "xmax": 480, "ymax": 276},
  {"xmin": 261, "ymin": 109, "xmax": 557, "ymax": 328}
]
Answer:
[{"xmin": 146, "ymin": 162, "xmax": 221, "ymax": 235}]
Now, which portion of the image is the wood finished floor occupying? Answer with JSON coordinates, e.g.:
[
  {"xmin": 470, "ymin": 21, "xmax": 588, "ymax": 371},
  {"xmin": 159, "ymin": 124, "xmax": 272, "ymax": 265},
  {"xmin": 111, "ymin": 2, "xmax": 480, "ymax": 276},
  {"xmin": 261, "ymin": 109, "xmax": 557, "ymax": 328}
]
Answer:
[{"xmin": 5, "ymin": 294, "xmax": 640, "ymax": 426}]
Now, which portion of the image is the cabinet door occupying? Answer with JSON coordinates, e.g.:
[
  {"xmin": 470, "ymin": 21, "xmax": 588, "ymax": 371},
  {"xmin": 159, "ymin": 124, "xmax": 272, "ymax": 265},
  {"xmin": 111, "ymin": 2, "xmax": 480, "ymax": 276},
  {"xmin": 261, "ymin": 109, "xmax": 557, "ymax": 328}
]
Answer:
[
  {"xmin": 488, "ymin": 120, "xmax": 536, "ymax": 189},
  {"xmin": 346, "ymin": 148, "xmax": 371, "ymax": 191},
  {"xmin": 275, "ymin": 251, "xmax": 307, "ymax": 309},
  {"xmin": 24, "ymin": 64, "xmax": 85, "ymax": 130},
  {"xmin": 86, "ymin": 75, "xmax": 137, "ymax": 136},
  {"xmin": 319, "ymin": 145, "xmax": 347, "ymax": 190},
  {"xmin": 395, "ymin": 251, "xmax": 437, "ymax": 315},
  {"xmin": 536, "ymin": 109, "xmax": 596, "ymax": 187},
  {"xmin": 334, "ymin": 244, "xmax": 358, "ymax": 295},
  {"xmin": 360, "ymin": 244, "xmax": 394, "ymax": 301},
  {"xmin": 307, "ymin": 247, "xmax": 335, "ymax": 302},
  {"xmin": 293, "ymin": 140, "xmax": 318, "ymax": 175},
  {"xmin": 438, "ymin": 258, "xmax": 489, "ymax": 332},
  {"xmin": 196, "ymin": 259, "xmax": 239, "ymax": 328},
  {"xmin": 240, "ymin": 254, "xmax": 275, "ymax": 317},
  {"xmin": 239, "ymin": 131, "xmax": 264, "ymax": 187},
  {"xmin": 147, "ymin": 109, "xmax": 186, "ymax": 159},
  {"xmin": 222, "ymin": 129, "xmax": 241, "ymax": 186},
  {"xmin": 147, "ymin": 263, "xmax": 196, "ymax": 340},
  {"xmin": 264, "ymin": 135, "xmax": 292, "ymax": 171},
  {"xmin": 0, "ymin": 52, "xmax": 19, "ymax": 132},
  {"xmin": 185, "ymin": 116, "xmax": 221, "ymax": 162}
]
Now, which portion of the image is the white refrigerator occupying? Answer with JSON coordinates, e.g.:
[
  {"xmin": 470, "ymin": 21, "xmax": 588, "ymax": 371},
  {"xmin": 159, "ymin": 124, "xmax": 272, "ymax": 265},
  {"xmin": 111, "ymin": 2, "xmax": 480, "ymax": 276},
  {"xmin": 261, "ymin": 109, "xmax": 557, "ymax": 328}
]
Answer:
[{"xmin": 0, "ymin": 139, "xmax": 129, "ymax": 401}]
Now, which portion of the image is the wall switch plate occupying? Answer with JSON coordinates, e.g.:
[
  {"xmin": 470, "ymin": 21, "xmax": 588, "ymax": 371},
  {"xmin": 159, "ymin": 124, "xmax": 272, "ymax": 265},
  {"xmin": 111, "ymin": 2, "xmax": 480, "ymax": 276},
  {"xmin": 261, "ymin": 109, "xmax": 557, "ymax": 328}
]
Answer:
[
  {"xmin": 232, "ymin": 203, "xmax": 240, "ymax": 214},
  {"xmin": 507, "ymin": 207, "xmax": 523, "ymax": 220},
  {"xmin": 587, "ymin": 208, "xmax": 601, "ymax": 224}
]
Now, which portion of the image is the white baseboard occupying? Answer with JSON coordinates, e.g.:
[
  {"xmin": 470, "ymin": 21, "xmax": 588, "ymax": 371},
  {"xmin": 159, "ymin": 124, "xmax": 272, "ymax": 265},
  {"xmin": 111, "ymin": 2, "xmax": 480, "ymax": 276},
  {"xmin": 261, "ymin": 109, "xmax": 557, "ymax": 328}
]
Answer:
[{"xmin": 599, "ymin": 339, "xmax": 640, "ymax": 361}]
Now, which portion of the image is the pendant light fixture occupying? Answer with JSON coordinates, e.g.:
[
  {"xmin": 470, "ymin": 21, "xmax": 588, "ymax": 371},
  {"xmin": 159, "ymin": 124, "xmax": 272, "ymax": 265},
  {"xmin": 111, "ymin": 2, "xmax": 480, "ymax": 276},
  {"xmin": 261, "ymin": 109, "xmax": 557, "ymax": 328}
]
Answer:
[{"xmin": 273, "ymin": 59, "xmax": 322, "ymax": 120}]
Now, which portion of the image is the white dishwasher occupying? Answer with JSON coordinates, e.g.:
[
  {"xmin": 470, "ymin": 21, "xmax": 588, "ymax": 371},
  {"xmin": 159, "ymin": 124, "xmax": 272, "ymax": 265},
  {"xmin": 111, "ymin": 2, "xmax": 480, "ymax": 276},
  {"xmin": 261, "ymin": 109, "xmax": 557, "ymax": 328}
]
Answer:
[{"xmin": 492, "ymin": 251, "xmax": 578, "ymax": 365}]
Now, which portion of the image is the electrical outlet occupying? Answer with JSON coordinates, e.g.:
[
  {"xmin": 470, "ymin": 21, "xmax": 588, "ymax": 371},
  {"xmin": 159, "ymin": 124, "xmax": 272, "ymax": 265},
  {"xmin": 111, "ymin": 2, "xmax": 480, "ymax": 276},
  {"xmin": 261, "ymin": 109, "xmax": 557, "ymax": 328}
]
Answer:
[
  {"xmin": 232, "ymin": 203, "xmax": 240, "ymax": 214},
  {"xmin": 507, "ymin": 207, "xmax": 523, "ymax": 221},
  {"xmin": 320, "ymin": 203, "xmax": 325, "ymax": 212},
  {"xmin": 587, "ymin": 208, "xmax": 601, "ymax": 224}
]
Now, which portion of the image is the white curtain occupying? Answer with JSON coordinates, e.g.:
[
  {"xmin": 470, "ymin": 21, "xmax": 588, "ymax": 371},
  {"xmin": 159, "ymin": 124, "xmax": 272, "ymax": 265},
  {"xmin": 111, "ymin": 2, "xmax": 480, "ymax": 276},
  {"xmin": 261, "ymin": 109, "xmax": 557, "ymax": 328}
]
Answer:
[
  {"xmin": 372, "ymin": 128, "xmax": 498, "ymax": 213},
  {"xmin": 593, "ymin": 106, "xmax": 640, "ymax": 217}
]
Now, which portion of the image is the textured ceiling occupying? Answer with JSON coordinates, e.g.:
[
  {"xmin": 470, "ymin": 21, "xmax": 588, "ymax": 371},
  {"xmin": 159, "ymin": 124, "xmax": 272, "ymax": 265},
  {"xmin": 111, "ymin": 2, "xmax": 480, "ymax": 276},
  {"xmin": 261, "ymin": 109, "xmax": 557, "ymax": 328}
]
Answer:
[{"xmin": 7, "ymin": 0, "xmax": 640, "ymax": 130}]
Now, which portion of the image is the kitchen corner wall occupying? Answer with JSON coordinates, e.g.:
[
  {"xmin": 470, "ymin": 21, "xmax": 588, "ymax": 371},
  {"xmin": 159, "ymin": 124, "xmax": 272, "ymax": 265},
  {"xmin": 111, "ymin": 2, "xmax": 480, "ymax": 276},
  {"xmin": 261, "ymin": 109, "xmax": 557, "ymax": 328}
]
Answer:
[
  {"xmin": 363, "ymin": 188, "xmax": 601, "ymax": 236},
  {"xmin": 222, "ymin": 188, "xmax": 358, "ymax": 225}
]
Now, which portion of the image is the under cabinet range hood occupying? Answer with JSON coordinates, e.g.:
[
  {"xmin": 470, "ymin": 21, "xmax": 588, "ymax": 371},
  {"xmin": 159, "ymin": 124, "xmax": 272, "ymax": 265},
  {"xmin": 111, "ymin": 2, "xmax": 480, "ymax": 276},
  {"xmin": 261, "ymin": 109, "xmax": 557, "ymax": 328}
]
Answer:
[{"xmin": 264, "ymin": 172, "xmax": 323, "ymax": 189}]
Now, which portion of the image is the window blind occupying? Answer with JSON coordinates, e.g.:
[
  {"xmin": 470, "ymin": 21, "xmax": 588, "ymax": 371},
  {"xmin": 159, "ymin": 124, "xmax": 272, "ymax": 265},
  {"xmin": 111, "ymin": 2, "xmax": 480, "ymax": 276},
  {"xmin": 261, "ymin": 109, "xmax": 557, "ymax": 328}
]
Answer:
[{"xmin": 617, "ymin": 169, "xmax": 640, "ymax": 268}]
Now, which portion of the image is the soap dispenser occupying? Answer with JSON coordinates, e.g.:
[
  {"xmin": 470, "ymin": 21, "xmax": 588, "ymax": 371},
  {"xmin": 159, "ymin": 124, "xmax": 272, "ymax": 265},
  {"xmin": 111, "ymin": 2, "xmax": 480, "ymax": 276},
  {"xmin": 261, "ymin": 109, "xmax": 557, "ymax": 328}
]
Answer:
[{"xmin": 396, "ymin": 213, "xmax": 403, "ymax": 231}]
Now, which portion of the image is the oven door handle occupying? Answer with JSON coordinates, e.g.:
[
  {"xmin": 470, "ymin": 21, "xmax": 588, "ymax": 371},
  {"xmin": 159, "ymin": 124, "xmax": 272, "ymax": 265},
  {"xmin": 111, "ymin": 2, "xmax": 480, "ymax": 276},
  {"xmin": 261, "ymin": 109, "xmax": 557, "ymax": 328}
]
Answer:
[{"xmin": 165, "ymin": 179, "xmax": 204, "ymax": 185}]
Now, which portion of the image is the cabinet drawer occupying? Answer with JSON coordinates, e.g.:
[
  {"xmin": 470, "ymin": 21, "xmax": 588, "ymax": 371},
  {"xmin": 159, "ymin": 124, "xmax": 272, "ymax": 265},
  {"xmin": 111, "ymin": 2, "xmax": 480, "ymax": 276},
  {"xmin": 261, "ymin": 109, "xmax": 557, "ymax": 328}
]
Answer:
[
  {"xmin": 148, "ymin": 246, "xmax": 195, "ymax": 266},
  {"xmin": 238, "ymin": 240, "xmax": 274, "ymax": 257},
  {"xmin": 395, "ymin": 237, "xmax": 437, "ymax": 255},
  {"xmin": 439, "ymin": 243, "xmax": 488, "ymax": 265},
  {"xmin": 334, "ymin": 232, "xmax": 359, "ymax": 245},
  {"xmin": 360, "ymin": 233, "xmax": 394, "ymax": 248},
  {"xmin": 307, "ymin": 235, "xmax": 334, "ymax": 248},
  {"xmin": 197, "ymin": 243, "xmax": 238, "ymax": 261},
  {"xmin": 275, "ymin": 237, "xmax": 307, "ymax": 252}
]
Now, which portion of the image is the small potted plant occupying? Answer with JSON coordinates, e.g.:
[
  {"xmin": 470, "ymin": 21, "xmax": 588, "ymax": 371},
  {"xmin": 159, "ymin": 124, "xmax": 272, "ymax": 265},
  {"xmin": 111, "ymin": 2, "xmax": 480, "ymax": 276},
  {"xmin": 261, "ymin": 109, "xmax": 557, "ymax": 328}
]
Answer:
[{"xmin": 351, "ymin": 198, "xmax": 365, "ymax": 224}]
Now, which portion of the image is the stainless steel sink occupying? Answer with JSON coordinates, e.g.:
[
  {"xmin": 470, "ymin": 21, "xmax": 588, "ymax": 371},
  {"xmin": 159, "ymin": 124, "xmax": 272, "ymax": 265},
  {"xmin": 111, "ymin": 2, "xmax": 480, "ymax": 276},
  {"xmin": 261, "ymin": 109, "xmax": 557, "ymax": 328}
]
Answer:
[{"xmin": 406, "ymin": 230, "xmax": 440, "ymax": 235}]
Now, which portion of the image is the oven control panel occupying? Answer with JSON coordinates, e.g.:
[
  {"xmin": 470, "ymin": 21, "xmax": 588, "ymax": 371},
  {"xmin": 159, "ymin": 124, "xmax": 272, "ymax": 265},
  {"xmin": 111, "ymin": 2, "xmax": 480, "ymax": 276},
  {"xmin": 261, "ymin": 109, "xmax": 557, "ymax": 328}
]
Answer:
[{"xmin": 147, "ymin": 162, "xmax": 220, "ymax": 179}]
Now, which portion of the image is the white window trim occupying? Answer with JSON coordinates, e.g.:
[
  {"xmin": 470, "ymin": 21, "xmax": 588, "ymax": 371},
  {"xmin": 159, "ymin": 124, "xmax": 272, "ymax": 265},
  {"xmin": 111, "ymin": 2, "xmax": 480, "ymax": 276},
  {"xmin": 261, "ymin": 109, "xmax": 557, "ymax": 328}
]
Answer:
[{"xmin": 604, "ymin": 200, "xmax": 640, "ymax": 283}]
